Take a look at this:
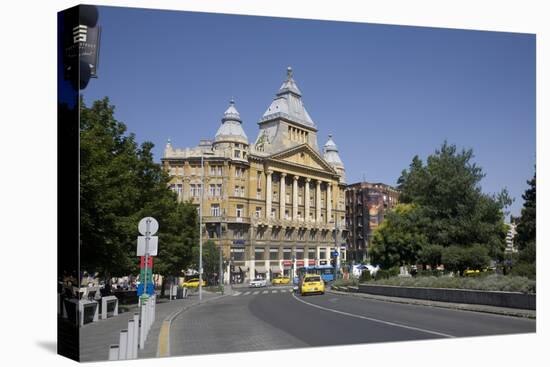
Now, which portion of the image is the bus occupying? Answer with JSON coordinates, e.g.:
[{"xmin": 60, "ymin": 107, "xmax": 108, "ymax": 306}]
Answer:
[{"xmin": 296, "ymin": 265, "xmax": 335, "ymax": 283}]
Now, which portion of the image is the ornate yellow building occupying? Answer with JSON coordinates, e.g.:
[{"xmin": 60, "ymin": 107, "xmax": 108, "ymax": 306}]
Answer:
[{"xmin": 162, "ymin": 67, "xmax": 347, "ymax": 282}]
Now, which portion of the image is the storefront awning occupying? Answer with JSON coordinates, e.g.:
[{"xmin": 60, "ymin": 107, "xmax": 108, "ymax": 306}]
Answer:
[{"xmin": 254, "ymin": 266, "xmax": 267, "ymax": 273}]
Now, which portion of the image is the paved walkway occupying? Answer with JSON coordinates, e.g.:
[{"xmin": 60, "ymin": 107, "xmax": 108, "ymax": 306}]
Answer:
[{"xmin": 79, "ymin": 290, "xmax": 222, "ymax": 362}]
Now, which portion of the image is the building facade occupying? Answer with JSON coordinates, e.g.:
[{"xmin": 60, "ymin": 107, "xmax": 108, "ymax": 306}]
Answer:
[
  {"xmin": 345, "ymin": 182, "xmax": 399, "ymax": 262},
  {"xmin": 162, "ymin": 68, "xmax": 347, "ymax": 282}
]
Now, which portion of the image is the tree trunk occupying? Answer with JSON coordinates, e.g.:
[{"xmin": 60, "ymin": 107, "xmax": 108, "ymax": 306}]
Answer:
[{"xmin": 160, "ymin": 276, "xmax": 167, "ymax": 297}]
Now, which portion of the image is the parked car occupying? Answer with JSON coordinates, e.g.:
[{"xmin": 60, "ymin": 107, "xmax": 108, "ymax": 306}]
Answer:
[
  {"xmin": 299, "ymin": 275, "xmax": 325, "ymax": 296},
  {"xmin": 272, "ymin": 276, "xmax": 291, "ymax": 285},
  {"xmin": 182, "ymin": 278, "xmax": 206, "ymax": 288},
  {"xmin": 249, "ymin": 278, "xmax": 267, "ymax": 288}
]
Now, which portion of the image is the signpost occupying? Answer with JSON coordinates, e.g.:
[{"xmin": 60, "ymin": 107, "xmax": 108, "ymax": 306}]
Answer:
[{"xmin": 137, "ymin": 217, "xmax": 158, "ymax": 301}]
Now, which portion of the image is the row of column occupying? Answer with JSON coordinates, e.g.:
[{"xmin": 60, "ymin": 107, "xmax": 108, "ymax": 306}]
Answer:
[{"xmin": 265, "ymin": 171, "xmax": 332, "ymax": 223}]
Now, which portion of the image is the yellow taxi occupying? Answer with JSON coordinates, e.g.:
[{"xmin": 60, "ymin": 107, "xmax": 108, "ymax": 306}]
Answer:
[
  {"xmin": 182, "ymin": 278, "xmax": 206, "ymax": 288},
  {"xmin": 272, "ymin": 276, "xmax": 291, "ymax": 285},
  {"xmin": 300, "ymin": 275, "xmax": 325, "ymax": 296}
]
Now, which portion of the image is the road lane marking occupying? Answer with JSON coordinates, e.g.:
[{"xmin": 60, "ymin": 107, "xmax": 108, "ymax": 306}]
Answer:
[
  {"xmin": 291, "ymin": 293, "xmax": 455, "ymax": 338},
  {"xmin": 233, "ymin": 292, "xmax": 242, "ymax": 296},
  {"xmin": 262, "ymin": 290, "xmax": 269, "ymax": 294},
  {"xmin": 253, "ymin": 291, "xmax": 260, "ymax": 295},
  {"xmin": 244, "ymin": 291, "xmax": 251, "ymax": 296},
  {"xmin": 272, "ymin": 290, "xmax": 278, "ymax": 294}
]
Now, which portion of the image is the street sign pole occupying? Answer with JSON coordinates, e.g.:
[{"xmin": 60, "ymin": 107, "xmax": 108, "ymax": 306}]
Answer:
[
  {"xmin": 199, "ymin": 154, "xmax": 204, "ymax": 302},
  {"xmin": 143, "ymin": 218, "xmax": 150, "ymax": 302}
]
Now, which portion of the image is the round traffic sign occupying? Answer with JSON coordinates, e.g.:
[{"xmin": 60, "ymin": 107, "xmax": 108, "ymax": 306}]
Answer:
[{"xmin": 138, "ymin": 217, "xmax": 159, "ymax": 236}]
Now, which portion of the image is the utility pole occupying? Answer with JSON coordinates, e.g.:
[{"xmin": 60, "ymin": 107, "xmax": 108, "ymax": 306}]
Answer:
[{"xmin": 218, "ymin": 222, "xmax": 223, "ymax": 294}]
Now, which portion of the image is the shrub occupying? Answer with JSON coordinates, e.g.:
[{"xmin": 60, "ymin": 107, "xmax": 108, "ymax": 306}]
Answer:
[
  {"xmin": 360, "ymin": 269, "xmax": 372, "ymax": 282},
  {"xmin": 374, "ymin": 269, "xmax": 390, "ymax": 280},
  {"xmin": 510, "ymin": 262, "xmax": 536, "ymax": 279}
]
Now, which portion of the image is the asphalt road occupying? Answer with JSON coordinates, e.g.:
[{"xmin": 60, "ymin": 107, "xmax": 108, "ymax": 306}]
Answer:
[{"xmin": 169, "ymin": 287, "xmax": 535, "ymax": 356}]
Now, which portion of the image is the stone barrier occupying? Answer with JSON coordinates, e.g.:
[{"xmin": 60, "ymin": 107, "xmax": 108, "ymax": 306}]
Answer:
[{"xmin": 356, "ymin": 284, "xmax": 535, "ymax": 310}]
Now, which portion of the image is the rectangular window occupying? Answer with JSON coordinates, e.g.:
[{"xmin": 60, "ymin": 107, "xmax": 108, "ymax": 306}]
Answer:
[
  {"xmin": 255, "ymin": 207, "xmax": 262, "ymax": 218},
  {"xmin": 285, "ymin": 210, "xmax": 289, "ymax": 220},
  {"xmin": 236, "ymin": 205, "xmax": 244, "ymax": 218},
  {"xmin": 269, "ymin": 248, "xmax": 278, "ymax": 260},
  {"xmin": 211, "ymin": 204, "xmax": 220, "ymax": 217},
  {"xmin": 271, "ymin": 208, "xmax": 276, "ymax": 218},
  {"xmin": 231, "ymin": 247, "xmax": 244, "ymax": 261},
  {"xmin": 256, "ymin": 189, "xmax": 262, "ymax": 199},
  {"xmin": 241, "ymin": 186, "xmax": 246, "ymax": 197},
  {"xmin": 285, "ymin": 229, "xmax": 292, "ymax": 240},
  {"xmin": 216, "ymin": 184, "xmax": 222, "ymax": 197},
  {"xmin": 234, "ymin": 186, "xmax": 239, "ymax": 196},
  {"xmin": 295, "ymin": 248, "xmax": 304, "ymax": 260},
  {"xmin": 234, "ymin": 150, "xmax": 241, "ymax": 158},
  {"xmin": 255, "ymin": 247, "xmax": 265, "ymax": 261},
  {"xmin": 209, "ymin": 184, "xmax": 215, "ymax": 197},
  {"xmin": 320, "ymin": 249, "xmax": 326, "ymax": 259},
  {"xmin": 190, "ymin": 184, "xmax": 196, "ymax": 197},
  {"xmin": 209, "ymin": 166, "xmax": 216, "ymax": 176},
  {"xmin": 218, "ymin": 166, "xmax": 223, "ymax": 176},
  {"xmin": 309, "ymin": 230, "xmax": 315, "ymax": 240},
  {"xmin": 283, "ymin": 248, "xmax": 292, "ymax": 260},
  {"xmin": 308, "ymin": 249, "xmax": 316, "ymax": 260},
  {"xmin": 176, "ymin": 184, "xmax": 183, "ymax": 195}
]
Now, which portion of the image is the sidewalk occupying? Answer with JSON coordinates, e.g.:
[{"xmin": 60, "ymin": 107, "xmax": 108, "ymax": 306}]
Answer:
[
  {"xmin": 328, "ymin": 287, "xmax": 536, "ymax": 319},
  {"xmin": 79, "ymin": 290, "xmax": 222, "ymax": 362}
]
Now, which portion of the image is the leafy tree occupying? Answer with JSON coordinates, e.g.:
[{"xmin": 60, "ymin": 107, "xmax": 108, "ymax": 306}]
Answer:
[
  {"xmin": 417, "ymin": 244, "xmax": 444, "ymax": 270},
  {"xmin": 440, "ymin": 244, "xmax": 489, "ymax": 275},
  {"xmin": 515, "ymin": 172, "xmax": 536, "ymax": 254},
  {"xmin": 512, "ymin": 170, "xmax": 536, "ymax": 278},
  {"xmin": 372, "ymin": 142, "xmax": 509, "ymax": 270},
  {"xmin": 80, "ymin": 97, "xmax": 197, "ymax": 285},
  {"xmin": 370, "ymin": 204, "xmax": 428, "ymax": 268},
  {"xmin": 191, "ymin": 240, "xmax": 221, "ymax": 285}
]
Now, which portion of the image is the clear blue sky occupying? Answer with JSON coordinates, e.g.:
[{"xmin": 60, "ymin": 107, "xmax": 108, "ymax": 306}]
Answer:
[{"xmin": 81, "ymin": 6, "xmax": 535, "ymax": 218}]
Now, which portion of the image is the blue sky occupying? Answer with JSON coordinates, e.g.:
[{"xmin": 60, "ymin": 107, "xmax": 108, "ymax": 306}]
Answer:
[{"xmin": 81, "ymin": 6, "xmax": 535, "ymax": 217}]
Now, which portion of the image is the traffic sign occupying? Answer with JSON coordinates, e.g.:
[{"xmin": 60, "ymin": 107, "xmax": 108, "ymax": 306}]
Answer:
[
  {"xmin": 137, "ymin": 283, "xmax": 154, "ymax": 297},
  {"xmin": 137, "ymin": 236, "xmax": 158, "ymax": 256},
  {"xmin": 140, "ymin": 256, "xmax": 153, "ymax": 269},
  {"xmin": 138, "ymin": 217, "xmax": 158, "ymax": 236}
]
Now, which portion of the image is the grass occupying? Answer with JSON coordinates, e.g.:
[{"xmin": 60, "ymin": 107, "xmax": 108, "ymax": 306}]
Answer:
[{"xmin": 357, "ymin": 274, "xmax": 535, "ymax": 294}]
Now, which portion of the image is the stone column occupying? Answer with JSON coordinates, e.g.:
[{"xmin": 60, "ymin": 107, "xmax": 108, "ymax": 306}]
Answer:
[
  {"xmin": 327, "ymin": 182, "xmax": 332, "ymax": 223},
  {"xmin": 280, "ymin": 173, "xmax": 287, "ymax": 220},
  {"xmin": 292, "ymin": 176, "xmax": 299, "ymax": 221},
  {"xmin": 266, "ymin": 170, "xmax": 272, "ymax": 219},
  {"xmin": 316, "ymin": 180, "xmax": 321, "ymax": 223},
  {"xmin": 305, "ymin": 178, "xmax": 311, "ymax": 223}
]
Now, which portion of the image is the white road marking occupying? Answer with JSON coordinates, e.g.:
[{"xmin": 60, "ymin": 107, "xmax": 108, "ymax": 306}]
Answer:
[
  {"xmin": 262, "ymin": 290, "xmax": 269, "ymax": 294},
  {"xmin": 291, "ymin": 293, "xmax": 455, "ymax": 338},
  {"xmin": 272, "ymin": 290, "xmax": 278, "ymax": 294},
  {"xmin": 253, "ymin": 291, "xmax": 260, "ymax": 295},
  {"xmin": 243, "ymin": 291, "xmax": 251, "ymax": 296},
  {"xmin": 232, "ymin": 292, "xmax": 242, "ymax": 296}
]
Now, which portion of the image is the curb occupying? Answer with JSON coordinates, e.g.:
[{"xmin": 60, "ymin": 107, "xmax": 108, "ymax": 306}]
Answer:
[{"xmin": 327, "ymin": 289, "xmax": 536, "ymax": 319}]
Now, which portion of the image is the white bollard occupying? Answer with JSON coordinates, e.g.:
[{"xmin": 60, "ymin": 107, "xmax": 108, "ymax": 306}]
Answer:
[
  {"xmin": 132, "ymin": 313, "xmax": 139, "ymax": 358},
  {"xmin": 139, "ymin": 300, "xmax": 147, "ymax": 349},
  {"xmin": 118, "ymin": 330, "xmax": 128, "ymax": 360},
  {"xmin": 127, "ymin": 320, "xmax": 135, "ymax": 359},
  {"xmin": 108, "ymin": 345, "xmax": 119, "ymax": 360}
]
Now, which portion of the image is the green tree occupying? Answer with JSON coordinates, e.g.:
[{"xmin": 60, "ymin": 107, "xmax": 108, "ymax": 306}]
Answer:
[
  {"xmin": 80, "ymin": 97, "xmax": 197, "ymax": 285},
  {"xmin": 512, "ymin": 170, "xmax": 536, "ymax": 278},
  {"xmin": 370, "ymin": 204, "xmax": 428, "ymax": 268},
  {"xmin": 417, "ymin": 244, "xmax": 444, "ymax": 270},
  {"xmin": 372, "ymin": 142, "xmax": 509, "ymax": 270},
  {"xmin": 191, "ymin": 240, "xmax": 221, "ymax": 285}
]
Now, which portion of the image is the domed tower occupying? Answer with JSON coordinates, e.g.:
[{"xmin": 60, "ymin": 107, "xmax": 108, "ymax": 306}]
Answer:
[
  {"xmin": 213, "ymin": 99, "xmax": 249, "ymax": 161},
  {"xmin": 323, "ymin": 134, "xmax": 346, "ymax": 183}
]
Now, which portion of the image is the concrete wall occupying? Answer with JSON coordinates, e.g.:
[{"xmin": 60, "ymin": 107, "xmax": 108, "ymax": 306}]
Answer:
[{"xmin": 356, "ymin": 284, "xmax": 536, "ymax": 310}]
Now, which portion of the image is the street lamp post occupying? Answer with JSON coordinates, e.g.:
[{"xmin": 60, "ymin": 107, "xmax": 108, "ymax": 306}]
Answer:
[{"xmin": 332, "ymin": 216, "xmax": 340, "ymax": 281}]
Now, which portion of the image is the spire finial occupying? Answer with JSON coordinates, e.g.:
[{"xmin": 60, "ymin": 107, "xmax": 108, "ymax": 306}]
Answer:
[
  {"xmin": 328, "ymin": 134, "xmax": 333, "ymax": 139},
  {"xmin": 167, "ymin": 137, "xmax": 172, "ymax": 144},
  {"xmin": 287, "ymin": 66, "xmax": 293, "ymax": 79},
  {"xmin": 230, "ymin": 97, "xmax": 235, "ymax": 105}
]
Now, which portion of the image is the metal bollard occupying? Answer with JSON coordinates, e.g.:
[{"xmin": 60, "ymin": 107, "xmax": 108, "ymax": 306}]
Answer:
[
  {"xmin": 118, "ymin": 329, "xmax": 128, "ymax": 360},
  {"xmin": 108, "ymin": 345, "xmax": 119, "ymax": 360},
  {"xmin": 127, "ymin": 320, "xmax": 135, "ymax": 359},
  {"xmin": 132, "ymin": 313, "xmax": 139, "ymax": 358}
]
